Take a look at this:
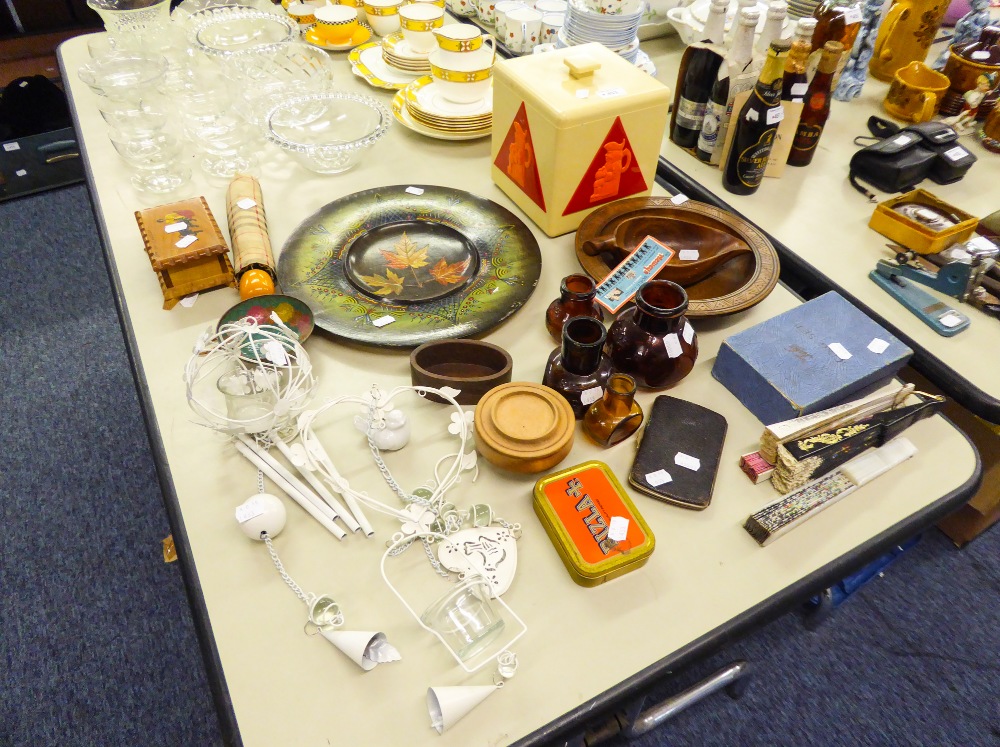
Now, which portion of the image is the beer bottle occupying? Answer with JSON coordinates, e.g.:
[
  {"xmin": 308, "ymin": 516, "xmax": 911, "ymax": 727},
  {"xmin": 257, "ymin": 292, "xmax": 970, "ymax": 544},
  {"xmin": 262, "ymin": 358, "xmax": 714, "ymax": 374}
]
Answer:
[
  {"xmin": 788, "ymin": 41, "xmax": 844, "ymax": 166},
  {"xmin": 696, "ymin": 7, "xmax": 760, "ymax": 163},
  {"xmin": 782, "ymin": 17, "xmax": 816, "ymax": 102},
  {"xmin": 808, "ymin": 0, "xmax": 862, "ymax": 82},
  {"xmin": 671, "ymin": 0, "xmax": 729, "ymax": 148},
  {"xmin": 755, "ymin": 1, "xmax": 788, "ymax": 58},
  {"xmin": 722, "ymin": 39, "xmax": 791, "ymax": 195}
]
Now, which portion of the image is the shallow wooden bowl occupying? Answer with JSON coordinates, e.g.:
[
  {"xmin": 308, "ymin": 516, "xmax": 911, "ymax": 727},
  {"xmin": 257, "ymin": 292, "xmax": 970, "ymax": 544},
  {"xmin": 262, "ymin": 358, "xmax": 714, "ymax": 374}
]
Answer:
[{"xmin": 410, "ymin": 339, "xmax": 513, "ymax": 405}]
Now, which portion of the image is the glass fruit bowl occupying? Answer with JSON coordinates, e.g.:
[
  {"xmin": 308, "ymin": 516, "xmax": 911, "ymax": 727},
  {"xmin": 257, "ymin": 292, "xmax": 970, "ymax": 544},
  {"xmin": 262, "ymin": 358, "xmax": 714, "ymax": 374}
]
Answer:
[
  {"xmin": 77, "ymin": 51, "xmax": 167, "ymax": 98},
  {"xmin": 264, "ymin": 91, "xmax": 391, "ymax": 174},
  {"xmin": 188, "ymin": 6, "xmax": 298, "ymax": 58}
]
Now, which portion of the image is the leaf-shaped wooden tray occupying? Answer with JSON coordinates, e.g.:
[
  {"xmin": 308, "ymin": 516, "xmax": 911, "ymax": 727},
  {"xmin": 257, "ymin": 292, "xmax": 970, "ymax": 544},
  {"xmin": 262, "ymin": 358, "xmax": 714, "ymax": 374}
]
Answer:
[{"xmin": 575, "ymin": 197, "xmax": 780, "ymax": 317}]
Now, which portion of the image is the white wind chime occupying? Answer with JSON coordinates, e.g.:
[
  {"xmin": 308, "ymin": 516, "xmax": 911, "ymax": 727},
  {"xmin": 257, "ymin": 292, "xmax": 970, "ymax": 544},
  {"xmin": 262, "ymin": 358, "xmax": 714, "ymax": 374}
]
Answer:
[{"xmin": 184, "ymin": 314, "xmax": 527, "ymax": 732}]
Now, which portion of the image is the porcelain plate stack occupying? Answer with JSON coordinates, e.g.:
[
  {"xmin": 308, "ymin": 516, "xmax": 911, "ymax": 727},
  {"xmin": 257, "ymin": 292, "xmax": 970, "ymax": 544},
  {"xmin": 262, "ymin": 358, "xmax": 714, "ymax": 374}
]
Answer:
[
  {"xmin": 557, "ymin": 0, "xmax": 645, "ymax": 63},
  {"xmin": 381, "ymin": 31, "xmax": 433, "ymax": 74},
  {"xmin": 392, "ymin": 75, "xmax": 493, "ymax": 140}
]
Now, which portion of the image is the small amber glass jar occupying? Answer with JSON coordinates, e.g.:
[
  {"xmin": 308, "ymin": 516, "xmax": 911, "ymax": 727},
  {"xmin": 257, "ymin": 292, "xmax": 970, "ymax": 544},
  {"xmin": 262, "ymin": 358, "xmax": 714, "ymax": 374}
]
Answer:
[{"xmin": 545, "ymin": 274, "xmax": 605, "ymax": 343}]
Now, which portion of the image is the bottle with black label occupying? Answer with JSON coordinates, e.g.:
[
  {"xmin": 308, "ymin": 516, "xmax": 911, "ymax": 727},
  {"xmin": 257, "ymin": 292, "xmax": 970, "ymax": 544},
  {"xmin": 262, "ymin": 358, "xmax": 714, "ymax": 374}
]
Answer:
[
  {"xmin": 722, "ymin": 39, "xmax": 791, "ymax": 195},
  {"xmin": 788, "ymin": 41, "xmax": 843, "ymax": 166},
  {"xmin": 782, "ymin": 17, "xmax": 816, "ymax": 102},
  {"xmin": 671, "ymin": 0, "xmax": 729, "ymax": 148},
  {"xmin": 696, "ymin": 7, "xmax": 760, "ymax": 163}
]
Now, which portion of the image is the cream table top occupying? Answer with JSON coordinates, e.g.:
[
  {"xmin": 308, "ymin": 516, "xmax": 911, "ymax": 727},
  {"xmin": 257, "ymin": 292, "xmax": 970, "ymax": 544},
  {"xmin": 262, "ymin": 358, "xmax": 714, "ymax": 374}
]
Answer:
[
  {"xmin": 60, "ymin": 31, "xmax": 978, "ymax": 747},
  {"xmin": 644, "ymin": 34, "xmax": 1000, "ymax": 422}
]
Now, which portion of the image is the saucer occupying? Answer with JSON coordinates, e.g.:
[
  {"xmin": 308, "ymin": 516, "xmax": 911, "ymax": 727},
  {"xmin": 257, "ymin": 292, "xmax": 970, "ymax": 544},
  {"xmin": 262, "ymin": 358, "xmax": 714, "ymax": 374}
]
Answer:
[
  {"xmin": 382, "ymin": 31, "xmax": 432, "ymax": 60},
  {"xmin": 391, "ymin": 89, "xmax": 491, "ymax": 140},
  {"xmin": 304, "ymin": 24, "xmax": 372, "ymax": 50},
  {"xmin": 350, "ymin": 42, "xmax": 420, "ymax": 89},
  {"xmin": 405, "ymin": 76, "xmax": 493, "ymax": 119}
]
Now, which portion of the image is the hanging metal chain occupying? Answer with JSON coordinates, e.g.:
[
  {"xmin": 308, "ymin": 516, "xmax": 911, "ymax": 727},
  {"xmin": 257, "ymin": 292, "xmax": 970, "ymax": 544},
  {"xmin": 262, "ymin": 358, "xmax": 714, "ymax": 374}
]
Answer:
[
  {"xmin": 257, "ymin": 467, "xmax": 265, "ymax": 496},
  {"xmin": 263, "ymin": 533, "xmax": 309, "ymax": 603}
]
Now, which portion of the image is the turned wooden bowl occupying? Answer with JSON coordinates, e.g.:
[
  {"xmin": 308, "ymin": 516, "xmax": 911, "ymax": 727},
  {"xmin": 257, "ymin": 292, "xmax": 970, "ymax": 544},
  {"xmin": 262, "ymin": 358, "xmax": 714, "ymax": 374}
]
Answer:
[
  {"xmin": 575, "ymin": 197, "xmax": 780, "ymax": 317},
  {"xmin": 410, "ymin": 339, "xmax": 514, "ymax": 405}
]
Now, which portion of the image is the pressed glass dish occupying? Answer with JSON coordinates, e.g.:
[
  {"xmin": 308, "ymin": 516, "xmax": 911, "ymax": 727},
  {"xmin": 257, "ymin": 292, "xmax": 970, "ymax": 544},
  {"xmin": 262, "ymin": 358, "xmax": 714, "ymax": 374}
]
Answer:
[
  {"xmin": 77, "ymin": 52, "xmax": 168, "ymax": 98},
  {"xmin": 188, "ymin": 6, "xmax": 298, "ymax": 58},
  {"xmin": 264, "ymin": 91, "xmax": 391, "ymax": 174}
]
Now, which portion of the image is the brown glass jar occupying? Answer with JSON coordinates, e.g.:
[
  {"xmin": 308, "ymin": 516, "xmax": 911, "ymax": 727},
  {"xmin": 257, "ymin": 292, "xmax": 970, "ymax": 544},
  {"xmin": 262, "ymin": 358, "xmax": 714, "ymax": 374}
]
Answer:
[
  {"xmin": 606, "ymin": 280, "xmax": 698, "ymax": 389},
  {"xmin": 542, "ymin": 316, "xmax": 614, "ymax": 419},
  {"xmin": 583, "ymin": 373, "xmax": 644, "ymax": 447},
  {"xmin": 545, "ymin": 274, "xmax": 605, "ymax": 343}
]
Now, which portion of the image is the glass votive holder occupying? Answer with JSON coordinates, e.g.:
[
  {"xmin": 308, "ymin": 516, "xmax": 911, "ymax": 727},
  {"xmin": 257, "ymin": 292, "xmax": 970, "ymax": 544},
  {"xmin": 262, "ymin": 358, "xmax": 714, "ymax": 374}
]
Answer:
[
  {"xmin": 420, "ymin": 576, "xmax": 505, "ymax": 661},
  {"xmin": 217, "ymin": 368, "xmax": 279, "ymax": 427}
]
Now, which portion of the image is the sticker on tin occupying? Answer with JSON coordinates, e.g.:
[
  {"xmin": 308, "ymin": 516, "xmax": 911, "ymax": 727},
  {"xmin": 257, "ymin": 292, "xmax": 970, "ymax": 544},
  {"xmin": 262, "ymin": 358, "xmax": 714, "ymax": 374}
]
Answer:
[
  {"xmin": 608, "ymin": 516, "xmax": 629, "ymax": 542},
  {"xmin": 828, "ymin": 342, "xmax": 851, "ymax": 360},
  {"xmin": 674, "ymin": 452, "xmax": 700, "ymax": 471},
  {"xmin": 494, "ymin": 102, "xmax": 546, "ymax": 211}
]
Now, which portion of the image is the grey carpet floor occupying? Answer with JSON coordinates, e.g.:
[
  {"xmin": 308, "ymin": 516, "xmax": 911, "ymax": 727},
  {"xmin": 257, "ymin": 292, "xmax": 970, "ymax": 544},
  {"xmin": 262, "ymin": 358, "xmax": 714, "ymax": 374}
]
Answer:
[{"xmin": 2, "ymin": 185, "xmax": 998, "ymax": 747}]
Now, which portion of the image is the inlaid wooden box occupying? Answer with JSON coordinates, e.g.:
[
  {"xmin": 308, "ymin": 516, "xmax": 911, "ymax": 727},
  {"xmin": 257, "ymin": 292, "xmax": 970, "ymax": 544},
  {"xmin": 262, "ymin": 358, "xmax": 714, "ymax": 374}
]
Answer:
[{"xmin": 135, "ymin": 197, "xmax": 236, "ymax": 309}]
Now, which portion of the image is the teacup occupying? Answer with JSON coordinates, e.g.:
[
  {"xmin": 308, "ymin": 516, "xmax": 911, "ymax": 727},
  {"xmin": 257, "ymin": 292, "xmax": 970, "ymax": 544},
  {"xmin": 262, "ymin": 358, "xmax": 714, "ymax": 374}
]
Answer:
[
  {"xmin": 534, "ymin": 0, "xmax": 566, "ymax": 12},
  {"xmin": 432, "ymin": 25, "xmax": 496, "ymax": 69},
  {"xmin": 540, "ymin": 12, "xmax": 563, "ymax": 44},
  {"xmin": 311, "ymin": 4, "xmax": 361, "ymax": 44},
  {"xmin": 446, "ymin": 0, "xmax": 478, "ymax": 15},
  {"xmin": 883, "ymin": 61, "xmax": 951, "ymax": 123},
  {"xmin": 476, "ymin": 0, "xmax": 497, "ymax": 24},
  {"xmin": 398, "ymin": 3, "xmax": 444, "ymax": 54},
  {"xmin": 287, "ymin": 1, "xmax": 318, "ymax": 24},
  {"xmin": 428, "ymin": 49, "xmax": 493, "ymax": 104},
  {"xmin": 363, "ymin": 0, "xmax": 404, "ymax": 37},
  {"xmin": 494, "ymin": 0, "xmax": 526, "ymax": 40},
  {"xmin": 504, "ymin": 6, "xmax": 542, "ymax": 54},
  {"xmin": 409, "ymin": 0, "xmax": 446, "ymax": 7}
]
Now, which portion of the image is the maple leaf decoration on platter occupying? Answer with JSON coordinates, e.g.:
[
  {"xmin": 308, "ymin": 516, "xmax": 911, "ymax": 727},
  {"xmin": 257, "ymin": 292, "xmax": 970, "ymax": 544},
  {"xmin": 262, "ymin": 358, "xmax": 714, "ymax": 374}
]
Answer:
[
  {"xmin": 380, "ymin": 232, "xmax": 430, "ymax": 270},
  {"xmin": 430, "ymin": 257, "xmax": 472, "ymax": 286},
  {"xmin": 358, "ymin": 268, "xmax": 405, "ymax": 296}
]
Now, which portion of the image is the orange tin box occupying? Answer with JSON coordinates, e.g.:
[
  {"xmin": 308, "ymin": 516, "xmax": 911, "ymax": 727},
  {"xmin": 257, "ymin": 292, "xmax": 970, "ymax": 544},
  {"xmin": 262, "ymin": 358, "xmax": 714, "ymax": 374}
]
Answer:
[{"xmin": 533, "ymin": 460, "xmax": 655, "ymax": 587}]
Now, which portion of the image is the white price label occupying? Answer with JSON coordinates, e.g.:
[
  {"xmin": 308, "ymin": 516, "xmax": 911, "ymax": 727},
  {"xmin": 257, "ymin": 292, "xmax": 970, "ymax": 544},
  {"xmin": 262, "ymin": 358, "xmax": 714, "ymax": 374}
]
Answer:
[
  {"xmin": 670, "ymin": 193, "xmax": 690, "ymax": 205},
  {"xmin": 236, "ymin": 197, "xmax": 257, "ymax": 210},
  {"xmin": 179, "ymin": 293, "xmax": 199, "ymax": 308},
  {"xmin": 598, "ymin": 87, "xmax": 626, "ymax": 99},
  {"xmin": 972, "ymin": 50, "xmax": 990, "ymax": 60},
  {"xmin": 683, "ymin": 321, "xmax": 695, "ymax": 344},
  {"xmin": 576, "ymin": 89, "xmax": 590, "ymax": 99},
  {"xmin": 791, "ymin": 82, "xmax": 808, "ymax": 97},
  {"xmin": 674, "ymin": 452, "xmax": 701, "ymax": 471},
  {"xmin": 235, "ymin": 498, "xmax": 266, "ymax": 524},
  {"xmin": 940, "ymin": 312, "xmax": 963, "ymax": 328},
  {"xmin": 893, "ymin": 134, "xmax": 913, "ymax": 146},
  {"xmin": 175, "ymin": 234, "xmax": 197, "ymax": 249},
  {"xmin": 164, "ymin": 222, "xmax": 187, "ymax": 233},
  {"xmin": 766, "ymin": 105, "xmax": 784, "ymax": 125},
  {"xmin": 608, "ymin": 516, "xmax": 629, "ymax": 542},
  {"xmin": 372, "ymin": 315, "xmax": 396, "ymax": 327},
  {"xmin": 15, "ymin": 169, "xmax": 26, "ymax": 177},
  {"xmin": 967, "ymin": 236, "xmax": 998, "ymax": 252},
  {"xmin": 867, "ymin": 338, "xmax": 890, "ymax": 354},
  {"xmin": 943, "ymin": 145, "xmax": 967, "ymax": 161},
  {"xmin": 405, "ymin": 186, "xmax": 425, "ymax": 195},
  {"xmin": 645, "ymin": 469, "xmax": 672, "ymax": 487},
  {"xmin": 665, "ymin": 333, "xmax": 682, "ymax": 359},
  {"xmin": 844, "ymin": 6, "xmax": 862, "ymax": 23},
  {"xmin": 828, "ymin": 342, "xmax": 852, "ymax": 360},
  {"xmin": 3, "ymin": 142, "xmax": 20, "ymax": 151},
  {"xmin": 679, "ymin": 249, "xmax": 700, "ymax": 261},
  {"xmin": 580, "ymin": 386, "xmax": 604, "ymax": 406}
]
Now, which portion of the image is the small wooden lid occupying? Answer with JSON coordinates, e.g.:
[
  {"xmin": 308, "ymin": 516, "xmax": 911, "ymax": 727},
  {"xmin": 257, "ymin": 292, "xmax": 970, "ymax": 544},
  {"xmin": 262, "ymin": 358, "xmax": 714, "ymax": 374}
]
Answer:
[{"xmin": 475, "ymin": 382, "xmax": 574, "ymax": 462}]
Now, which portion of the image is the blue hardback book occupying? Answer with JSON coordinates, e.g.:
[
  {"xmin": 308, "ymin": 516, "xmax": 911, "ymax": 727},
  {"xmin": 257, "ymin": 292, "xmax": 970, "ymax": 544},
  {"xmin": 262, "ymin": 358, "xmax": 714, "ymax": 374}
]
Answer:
[{"xmin": 711, "ymin": 292, "xmax": 913, "ymax": 424}]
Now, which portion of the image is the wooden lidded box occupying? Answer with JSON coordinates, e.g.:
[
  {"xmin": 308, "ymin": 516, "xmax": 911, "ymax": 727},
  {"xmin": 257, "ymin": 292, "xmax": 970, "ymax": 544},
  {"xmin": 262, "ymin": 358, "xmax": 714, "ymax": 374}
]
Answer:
[
  {"xmin": 491, "ymin": 43, "xmax": 671, "ymax": 237},
  {"xmin": 135, "ymin": 197, "xmax": 235, "ymax": 309}
]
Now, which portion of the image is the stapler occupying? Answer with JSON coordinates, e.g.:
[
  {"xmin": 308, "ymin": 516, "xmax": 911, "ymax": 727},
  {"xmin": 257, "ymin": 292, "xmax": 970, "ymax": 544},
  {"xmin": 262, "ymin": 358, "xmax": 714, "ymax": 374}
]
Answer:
[{"xmin": 869, "ymin": 239, "xmax": 1000, "ymax": 335}]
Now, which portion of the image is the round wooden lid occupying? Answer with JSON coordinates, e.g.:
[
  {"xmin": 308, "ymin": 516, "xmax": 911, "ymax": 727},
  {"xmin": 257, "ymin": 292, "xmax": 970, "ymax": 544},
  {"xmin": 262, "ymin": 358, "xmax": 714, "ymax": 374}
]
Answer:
[{"xmin": 475, "ymin": 383, "xmax": 575, "ymax": 461}]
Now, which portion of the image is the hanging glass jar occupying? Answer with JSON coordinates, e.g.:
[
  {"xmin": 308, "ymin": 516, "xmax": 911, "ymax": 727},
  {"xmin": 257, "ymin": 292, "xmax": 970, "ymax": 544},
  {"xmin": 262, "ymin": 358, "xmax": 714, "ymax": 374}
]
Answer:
[
  {"xmin": 544, "ymin": 274, "xmax": 605, "ymax": 343},
  {"xmin": 606, "ymin": 280, "xmax": 698, "ymax": 389},
  {"xmin": 582, "ymin": 373, "xmax": 644, "ymax": 447},
  {"xmin": 542, "ymin": 315, "xmax": 613, "ymax": 419}
]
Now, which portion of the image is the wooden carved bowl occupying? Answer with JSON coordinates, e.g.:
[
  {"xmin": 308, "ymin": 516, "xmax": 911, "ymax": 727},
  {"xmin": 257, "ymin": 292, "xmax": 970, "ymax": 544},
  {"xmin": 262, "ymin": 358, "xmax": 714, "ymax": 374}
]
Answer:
[{"xmin": 575, "ymin": 197, "xmax": 780, "ymax": 317}]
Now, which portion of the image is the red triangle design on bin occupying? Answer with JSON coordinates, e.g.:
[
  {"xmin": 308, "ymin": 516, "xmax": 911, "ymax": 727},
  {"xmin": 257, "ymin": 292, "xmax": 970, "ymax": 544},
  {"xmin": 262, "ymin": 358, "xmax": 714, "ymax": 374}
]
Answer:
[
  {"xmin": 493, "ymin": 102, "xmax": 545, "ymax": 211},
  {"xmin": 562, "ymin": 117, "xmax": 648, "ymax": 216}
]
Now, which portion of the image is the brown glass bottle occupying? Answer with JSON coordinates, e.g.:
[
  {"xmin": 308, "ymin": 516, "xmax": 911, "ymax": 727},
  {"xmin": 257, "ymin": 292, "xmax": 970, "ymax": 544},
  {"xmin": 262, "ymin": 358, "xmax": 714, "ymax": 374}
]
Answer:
[
  {"xmin": 544, "ymin": 274, "xmax": 604, "ymax": 343},
  {"xmin": 788, "ymin": 41, "xmax": 844, "ymax": 166},
  {"xmin": 782, "ymin": 17, "xmax": 816, "ymax": 101},
  {"xmin": 722, "ymin": 39, "xmax": 790, "ymax": 196},
  {"xmin": 809, "ymin": 0, "xmax": 861, "ymax": 81},
  {"xmin": 605, "ymin": 280, "xmax": 698, "ymax": 389},
  {"xmin": 583, "ymin": 373, "xmax": 644, "ymax": 447},
  {"xmin": 543, "ymin": 316, "xmax": 613, "ymax": 419}
]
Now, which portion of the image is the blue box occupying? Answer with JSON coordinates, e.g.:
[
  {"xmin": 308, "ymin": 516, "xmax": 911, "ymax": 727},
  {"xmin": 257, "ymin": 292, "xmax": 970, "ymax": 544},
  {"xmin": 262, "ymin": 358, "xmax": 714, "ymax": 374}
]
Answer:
[{"xmin": 711, "ymin": 292, "xmax": 913, "ymax": 424}]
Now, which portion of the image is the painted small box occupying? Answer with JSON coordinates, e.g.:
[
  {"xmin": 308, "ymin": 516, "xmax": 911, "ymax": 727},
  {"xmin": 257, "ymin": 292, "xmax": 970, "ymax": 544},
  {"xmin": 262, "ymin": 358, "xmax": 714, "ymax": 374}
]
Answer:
[
  {"xmin": 711, "ymin": 292, "xmax": 913, "ymax": 424},
  {"xmin": 533, "ymin": 460, "xmax": 655, "ymax": 587},
  {"xmin": 491, "ymin": 43, "xmax": 671, "ymax": 237}
]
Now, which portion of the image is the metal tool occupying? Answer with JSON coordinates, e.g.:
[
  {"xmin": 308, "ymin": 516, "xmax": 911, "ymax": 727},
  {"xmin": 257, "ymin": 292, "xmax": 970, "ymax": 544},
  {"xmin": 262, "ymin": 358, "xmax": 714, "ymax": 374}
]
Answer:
[{"xmin": 870, "ymin": 261, "xmax": 971, "ymax": 336}]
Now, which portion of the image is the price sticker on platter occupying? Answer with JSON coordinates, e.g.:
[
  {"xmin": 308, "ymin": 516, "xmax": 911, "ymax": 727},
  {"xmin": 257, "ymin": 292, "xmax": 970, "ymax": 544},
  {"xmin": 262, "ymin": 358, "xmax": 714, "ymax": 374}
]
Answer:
[{"xmin": 594, "ymin": 236, "xmax": 676, "ymax": 314}]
